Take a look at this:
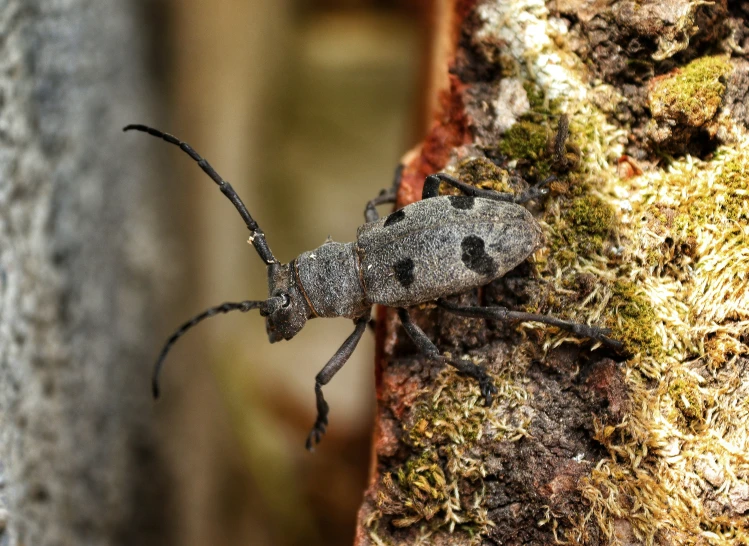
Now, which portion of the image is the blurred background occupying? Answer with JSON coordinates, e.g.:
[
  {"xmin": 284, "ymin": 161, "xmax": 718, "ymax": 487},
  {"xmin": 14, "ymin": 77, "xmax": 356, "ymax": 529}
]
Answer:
[{"xmin": 138, "ymin": 1, "xmax": 428, "ymax": 544}]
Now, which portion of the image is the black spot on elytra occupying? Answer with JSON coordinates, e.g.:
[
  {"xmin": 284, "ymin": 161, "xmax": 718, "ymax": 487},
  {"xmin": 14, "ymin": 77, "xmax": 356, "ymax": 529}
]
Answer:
[
  {"xmin": 461, "ymin": 235, "xmax": 496, "ymax": 276},
  {"xmin": 448, "ymin": 195, "xmax": 475, "ymax": 210},
  {"xmin": 393, "ymin": 258, "xmax": 415, "ymax": 287},
  {"xmin": 384, "ymin": 209, "xmax": 406, "ymax": 227}
]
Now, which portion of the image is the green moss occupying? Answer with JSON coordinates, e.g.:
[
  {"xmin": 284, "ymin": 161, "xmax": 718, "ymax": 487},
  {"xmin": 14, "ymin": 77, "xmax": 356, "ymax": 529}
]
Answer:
[
  {"xmin": 648, "ymin": 55, "xmax": 732, "ymax": 126},
  {"xmin": 523, "ymin": 81, "xmax": 546, "ymax": 110},
  {"xmin": 499, "ymin": 121, "xmax": 548, "ymax": 162},
  {"xmin": 521, "ymin": 82, "xmax": 562, "ymax": 116},
  {"xmin": 568, "ymin": 195, "xmax": 615, "ymax": 236},
  {"xmin": 548, "ymin": 194, "xmax": 616, "ymax": 264},
  {"xmin": 607, "ymin": 282, "xmax": 662, "ymax": 357},
  {"xmin": 668, "ymin": 377, "xmax": 704, "ymax": 424}
]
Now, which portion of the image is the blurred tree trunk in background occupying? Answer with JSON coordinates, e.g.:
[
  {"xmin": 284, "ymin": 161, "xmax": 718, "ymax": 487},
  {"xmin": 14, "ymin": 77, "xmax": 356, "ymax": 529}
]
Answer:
[{"xmin": 0, "ymin": 1, "xmax": 172, "ymax": 545}]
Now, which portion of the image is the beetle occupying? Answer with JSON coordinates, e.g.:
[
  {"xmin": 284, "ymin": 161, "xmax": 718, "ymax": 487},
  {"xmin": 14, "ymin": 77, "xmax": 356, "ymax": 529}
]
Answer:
[{"xmin": 124, "ymin": 124, "xmax": 622, "ymax": 449}]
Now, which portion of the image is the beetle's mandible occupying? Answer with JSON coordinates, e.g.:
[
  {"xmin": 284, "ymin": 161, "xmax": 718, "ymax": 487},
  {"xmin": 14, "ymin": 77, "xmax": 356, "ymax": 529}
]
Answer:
[{"xmin": 124, "ymin": 124, "xmax": 622, "ymax": 450}]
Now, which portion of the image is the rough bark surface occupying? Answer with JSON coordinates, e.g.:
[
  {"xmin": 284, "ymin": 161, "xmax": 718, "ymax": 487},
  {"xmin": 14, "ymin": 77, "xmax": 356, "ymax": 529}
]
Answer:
[
  {"xmin": 356, "ymin": 0, "xmax": 749, "ymax": 545},
  {"xmin": 0, "ymin": 1, "xmax": 170, "ymax": 544}
]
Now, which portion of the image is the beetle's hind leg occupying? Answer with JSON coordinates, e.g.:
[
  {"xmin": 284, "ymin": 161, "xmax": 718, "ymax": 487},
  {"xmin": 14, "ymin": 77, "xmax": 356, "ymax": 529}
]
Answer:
[
  {"xmin": 397, "ymin": 308, "xmax": 498, "ymax": 405},
  {"xmin": 437, "ymin": 299, "xmax": 624, "ymax": 351},
  {"xmin": 364, "ymin": 164, "xmax": 403, "ymax": 223},
  {"xmin": 306, "ymin": 316, "xmax": 369, "ymax": 450}
]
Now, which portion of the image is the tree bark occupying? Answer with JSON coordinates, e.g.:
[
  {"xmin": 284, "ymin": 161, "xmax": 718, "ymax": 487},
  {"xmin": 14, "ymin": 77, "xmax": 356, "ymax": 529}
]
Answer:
[
  {"xmin": 357, "ymin": 1, "xmax": 749, "ymax": 545},
  {"xmin": 0, "ymin": 1, "xmax": 171, "ymax": 544}
]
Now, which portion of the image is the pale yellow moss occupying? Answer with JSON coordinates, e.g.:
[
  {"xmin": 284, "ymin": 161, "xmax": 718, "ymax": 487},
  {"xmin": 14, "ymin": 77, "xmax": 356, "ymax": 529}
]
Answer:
[
  {"xmin": 575, "ymin": 126, "xmax": 749, "ymax": 545},
  {"xmin": 370, "ymin": 348, "xmax": 537, "ymax": 540}
]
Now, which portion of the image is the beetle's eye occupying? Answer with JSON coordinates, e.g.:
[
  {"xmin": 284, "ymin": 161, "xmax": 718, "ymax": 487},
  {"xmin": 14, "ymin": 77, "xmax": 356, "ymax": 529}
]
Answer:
[{"xmin": 281, "ymin": 293, "xmax": 291, "ymax": 308}]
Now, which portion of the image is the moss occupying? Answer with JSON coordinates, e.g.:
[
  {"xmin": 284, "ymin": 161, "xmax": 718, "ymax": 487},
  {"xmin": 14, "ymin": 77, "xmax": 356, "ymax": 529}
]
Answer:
[
  {"xmin": 521, "ymin": 81, "xmax": 562, "ymax": 116},
  {"xmin": 499, "ymin": 121, "xmax": 548, "ymax": 162},
  {"xmin": 648, "ymin": 55, "xmax": 732, "ymax": 127},
  {"xmin": 405, "ymin": 369, "xmax": 486, "ymax": 448},
  {"xmin": 455, "ymin": 157, "xmax": 512, "ymax": 193},
  {"xmin": 713, "ymin": 158, "xmax": 749, "ymax": 221},
  {"xmin": 548, "ymin": 194, "xmax": 616, "ymax": 264},
  {"xmin": 567, "ymin": 195, "xmax": 615, "ymax": 238},
  {"xmin": 523, "ymin": 81, "xmax": 546, "ymax": 111},
  {"xmin": 666, "ymin": 154, "xmax": 749, "ymax": 247},
  {"xmin": 607, "ymin": 282, "xmax": 662, "ymax": 358},
  {"xmin": 668, "ymin": 377, "xmax": 704, "ymax": 424},
  {"xmin": 376, "ymin": 450, "xmax": 448, "ymax": 527}
]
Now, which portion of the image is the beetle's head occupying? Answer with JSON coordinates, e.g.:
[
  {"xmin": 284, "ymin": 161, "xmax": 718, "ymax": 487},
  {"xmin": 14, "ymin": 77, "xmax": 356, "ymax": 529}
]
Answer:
[{"xmin": 264, "ymin": 263, "xmax": 311, "ymax": 343}]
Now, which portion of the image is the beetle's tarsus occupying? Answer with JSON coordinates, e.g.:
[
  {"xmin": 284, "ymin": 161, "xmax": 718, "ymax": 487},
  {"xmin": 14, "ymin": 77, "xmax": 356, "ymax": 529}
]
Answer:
[
  {"xmin": 479, "ymin": 375, "xmax": 497, "ymax": 406},
  {"xmin": 306, "ymin": 382, "xmax": 329, "ymax": 450},
  {"xmin": 306, "ymin": 317, "xmax": 369, "ymax": 449},
  {"xmin": 398, "ymin": 307, "xmax": 497, "ymax": 405}
]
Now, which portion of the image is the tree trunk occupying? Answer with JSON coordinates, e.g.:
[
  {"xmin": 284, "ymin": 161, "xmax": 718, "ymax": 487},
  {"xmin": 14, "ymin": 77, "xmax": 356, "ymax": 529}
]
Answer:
[
  {"xmin": 0, "ymin": 1, "xmax": 171, "ymax": 544},
  {"xmin": 357, "ymin": 1, "xmax": 749, "ymax": 544}
]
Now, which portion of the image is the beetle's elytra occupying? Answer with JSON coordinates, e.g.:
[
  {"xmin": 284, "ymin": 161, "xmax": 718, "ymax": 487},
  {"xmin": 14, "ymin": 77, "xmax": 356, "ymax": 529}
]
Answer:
[{"xmin": 124, "ymin": 123, "xmax": 622, "ymax": 450}]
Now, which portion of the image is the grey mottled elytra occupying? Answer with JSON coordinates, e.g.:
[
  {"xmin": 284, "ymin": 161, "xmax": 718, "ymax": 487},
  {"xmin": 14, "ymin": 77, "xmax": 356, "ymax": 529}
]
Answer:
[{"xmin": 124, "ymin": 122, "xmax": 623, "ymax": 451}]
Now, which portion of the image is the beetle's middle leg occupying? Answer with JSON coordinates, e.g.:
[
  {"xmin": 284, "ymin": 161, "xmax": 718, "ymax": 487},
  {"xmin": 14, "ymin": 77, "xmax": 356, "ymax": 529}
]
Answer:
[
  {"xmin": 422, "ymin": 173, "xmax": 554, "ymax": 204},
  {"xmin": 397, "ymin": 308, "xmax": 498, "ymax": 404},
  {"xmin": 437, "ymin": 299, "xmax": 624, "ymax": 351},
  {"xmin": 306, "ymin": 315, "xmax": 369, "ymax": 450}
]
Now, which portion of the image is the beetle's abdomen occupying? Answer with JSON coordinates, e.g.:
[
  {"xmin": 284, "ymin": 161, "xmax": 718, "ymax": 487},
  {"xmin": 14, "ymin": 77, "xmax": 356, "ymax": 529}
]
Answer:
[
  {"xmin": 356, "ymin": 196, "xmax": 542, "ymax": 307},
  {"xmin": 295, "ymin": 241, "xmax": 369, "ymax": 318}
]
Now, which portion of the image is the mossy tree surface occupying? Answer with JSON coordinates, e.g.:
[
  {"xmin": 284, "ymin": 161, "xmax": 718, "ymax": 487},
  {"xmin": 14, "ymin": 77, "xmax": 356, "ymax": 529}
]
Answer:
[{"xmin": 356, "ymin": 0, "xmax": 749, "ymax": 545}]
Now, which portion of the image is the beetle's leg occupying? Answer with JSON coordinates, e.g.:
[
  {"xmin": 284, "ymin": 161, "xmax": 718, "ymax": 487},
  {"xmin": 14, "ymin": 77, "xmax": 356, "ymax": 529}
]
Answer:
[
  {"xmin": 364, "ymin": 188, "xmax": 397, "ymax": 223},
  {"xmin": 423, "ymin": 173, "xmax": 554, "ymax": 204},
  {"xmin": 436, "ymin": 299, "xmax": 624, "ymax": 351},
  {"xmin": 364, "ymin": 164, "xmax": 403, "ymax": 222},
  {"xmin": 306, "ymin": 315, "xmax": 369, "ymax": 450},
  {"xmin": 397, "ymin": 308, "xmax": 497, "ymax": 405}
]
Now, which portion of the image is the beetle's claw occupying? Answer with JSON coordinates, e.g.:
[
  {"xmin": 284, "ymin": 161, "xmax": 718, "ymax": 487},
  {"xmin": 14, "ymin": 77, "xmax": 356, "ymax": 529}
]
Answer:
[
  {"xmin": 306, "ymin": 415, "xmax": 328, "ymax": 451},
  {"xmin": 479, "ymin": 375, "xmax": 497, "ymax": 406}
]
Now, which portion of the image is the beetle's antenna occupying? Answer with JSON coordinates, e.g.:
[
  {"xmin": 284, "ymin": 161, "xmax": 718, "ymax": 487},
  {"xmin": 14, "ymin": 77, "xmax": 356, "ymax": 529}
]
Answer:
[
  {"xmin": 123, "ymin": 124, "xmax": 278, "ymax": 265},
  {"xmin": 152, "ymin": 300, "xmax": 269, "ymax": 398}
]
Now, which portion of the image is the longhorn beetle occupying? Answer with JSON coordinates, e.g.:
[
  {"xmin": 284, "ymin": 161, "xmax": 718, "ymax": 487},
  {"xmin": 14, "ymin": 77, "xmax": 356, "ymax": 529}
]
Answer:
[{"xmin": 124, "ymin": 124, "xmax": 622, "ymax": 450}]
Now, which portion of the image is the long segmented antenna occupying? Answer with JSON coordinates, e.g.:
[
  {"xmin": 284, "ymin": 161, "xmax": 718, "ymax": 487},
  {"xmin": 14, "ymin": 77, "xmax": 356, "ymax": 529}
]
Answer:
[
  {"xmin": 152, "ymin": 300, "xmax": 268, "ymax": 398},
  {"xmin": 123, "ymin": 124, "xmax": 278, "ymax": 265}
]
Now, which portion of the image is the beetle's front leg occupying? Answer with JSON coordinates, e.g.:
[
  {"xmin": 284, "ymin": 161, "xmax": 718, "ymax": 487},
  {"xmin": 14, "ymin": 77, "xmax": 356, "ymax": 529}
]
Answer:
[
  {"xmin": 306, "ymin": 315, "xmax": 369, "ymax": 450},
  {"xmin": 364, "ymin": 164, "xmax": 403, "ymax": 223},
  {"xmin": 397, "ymin": 308, "xmax": 497, "ymax": 405},
  {"xmin": 423, "ymin": 172, "xmax": 555, "ymax": 203},
  {"xmin": 437, "ymin": 299, "xmax": 624, "ymax": 350}
]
